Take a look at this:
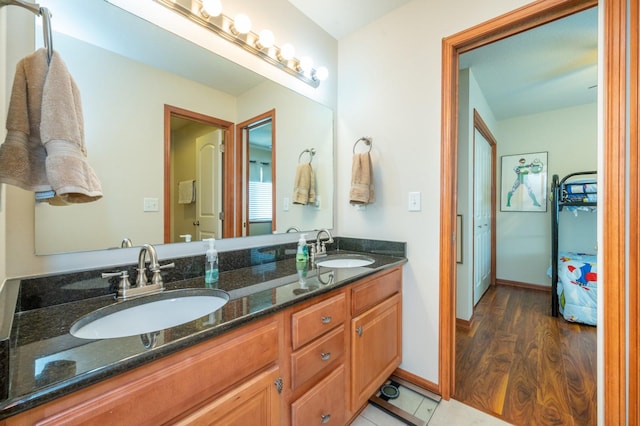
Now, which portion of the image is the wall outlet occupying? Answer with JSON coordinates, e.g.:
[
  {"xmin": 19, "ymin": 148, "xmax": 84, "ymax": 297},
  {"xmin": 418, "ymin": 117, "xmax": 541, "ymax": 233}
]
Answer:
[
  {"xmin": 408, "ymin": 192, "xmax": 421, "ymax": 212},
  {"xmin": 144, "ymin": 197, "xmax": 159, "ymax": 212}
]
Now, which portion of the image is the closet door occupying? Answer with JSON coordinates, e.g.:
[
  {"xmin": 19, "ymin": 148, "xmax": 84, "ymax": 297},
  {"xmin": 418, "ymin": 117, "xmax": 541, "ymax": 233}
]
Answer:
[{"xmin": 473, "ymin": 130, "xmax": 492, "ymax": 305}]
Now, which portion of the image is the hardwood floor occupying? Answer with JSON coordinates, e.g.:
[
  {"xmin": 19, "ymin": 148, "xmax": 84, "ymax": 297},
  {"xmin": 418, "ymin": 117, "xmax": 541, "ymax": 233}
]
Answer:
[{"xmin": 455, "ymin": 285, "xmax": 597, "ymax": 426}]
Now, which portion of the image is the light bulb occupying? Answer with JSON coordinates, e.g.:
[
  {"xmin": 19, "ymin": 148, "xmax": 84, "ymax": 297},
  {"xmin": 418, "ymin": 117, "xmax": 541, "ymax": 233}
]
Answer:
[
  {"xmin": 233, "ymin": 13, "xmax": 252, "ymax": 34},
  {"xmin": 314, "ymin": 66, "xmax": 329, "ymax": 81},
  {"xmin": 257, "ymin": 29, "xmax": 275, "ymax": 49},
  {"xmin": 298, "ymin": 56, "xmax": 313, "ymax": 74},
  {"xmin": 201, "ymin": 0, "xmax": 222, "ymax": 17},
  {"xmin": 279, "ymin": 43, "xmax": 295, "ymax": 61}
]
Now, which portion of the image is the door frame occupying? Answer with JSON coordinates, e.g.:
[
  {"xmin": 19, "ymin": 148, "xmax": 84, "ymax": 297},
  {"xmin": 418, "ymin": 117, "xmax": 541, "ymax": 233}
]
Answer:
[
  {"xmin": 438, "ymin": 1, "xmax": 630, "ymax": 424},
  {"xmin": 163, "ymin": 105, "xmax": 234, "ymax": 242}
]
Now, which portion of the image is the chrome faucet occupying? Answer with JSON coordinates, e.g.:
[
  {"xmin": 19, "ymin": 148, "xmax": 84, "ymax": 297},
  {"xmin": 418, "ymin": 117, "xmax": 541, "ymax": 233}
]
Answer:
[
  {"xmin": 136, "ymin": 243, "xmax": 161, "ymax": 286},
  {"xmin": 313, "ymin": 229, "xmax": 334, "ymax": 258},
  {"xmin": 103, "ymin": 243, "xmax": 175, "ymax": 300},
  {"xmin": 121, "ymin": 238, "xmax": 133, "ymax": 248}
]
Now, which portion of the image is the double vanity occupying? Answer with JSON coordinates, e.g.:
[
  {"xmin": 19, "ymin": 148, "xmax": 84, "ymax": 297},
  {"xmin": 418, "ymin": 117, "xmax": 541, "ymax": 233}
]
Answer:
[{"xmin": 0, "ymin": 237, "xmax": 406, "ymax": 425}]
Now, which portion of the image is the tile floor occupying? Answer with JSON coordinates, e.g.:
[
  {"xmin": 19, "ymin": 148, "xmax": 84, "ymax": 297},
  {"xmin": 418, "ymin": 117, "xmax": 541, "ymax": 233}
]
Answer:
[{"xmin": 352, "ymin": 400, "xmax": 514, "ymax": 425}]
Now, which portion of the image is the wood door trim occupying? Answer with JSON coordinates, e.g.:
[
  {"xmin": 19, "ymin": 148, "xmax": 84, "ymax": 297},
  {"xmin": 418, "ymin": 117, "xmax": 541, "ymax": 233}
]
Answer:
[
  {"xmin": 438, "ymin": 2, "xmax": 633, "ymax": 425},
  {"xmin": 472, "ymin": 109, "xmax": 497, "ymax": 290},
  {"xmin": 163, "ymin": 105, "xmax": 234, "ymax": 243},
  {"xmin": 630, "ymin": 1, "xmax": 640, "ymax": 423},
  {"xmin": 603, "ymin": 1, "xmax": 629, "ymax": 424}
]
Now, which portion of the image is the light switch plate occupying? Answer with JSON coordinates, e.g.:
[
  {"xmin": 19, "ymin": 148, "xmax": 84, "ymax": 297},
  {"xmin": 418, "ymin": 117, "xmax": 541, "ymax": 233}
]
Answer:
[
  {"xmin": 283, "ymin": 197, "xmax": 290, "ymax": 211},
  {"xmin": 408, "ymin": 192, "xmax": 421, "ymax": 211},
  {"xmin": 144, "ymin": 197, "xmax": 159, "ymax": 212}
]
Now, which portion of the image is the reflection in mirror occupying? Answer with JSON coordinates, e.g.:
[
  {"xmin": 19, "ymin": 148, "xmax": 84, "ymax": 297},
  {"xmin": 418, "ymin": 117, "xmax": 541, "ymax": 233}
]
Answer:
[
  {"xmin": 165, "ymin": 106, "xmax": 233, "ymax": 243},
  {"xmin": 238, "ymin": 110, "xmax": 276, "ymax": 237},
  {"xmin": 33, "ymin": 0, "xmax": 333, "ymax": 255}
]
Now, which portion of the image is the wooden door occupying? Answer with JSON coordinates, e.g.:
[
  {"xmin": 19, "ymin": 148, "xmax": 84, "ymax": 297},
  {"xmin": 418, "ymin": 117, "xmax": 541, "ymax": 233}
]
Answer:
[{"xmin": 473, "ymin": 129, "xmax": 492, "ymax": 305}]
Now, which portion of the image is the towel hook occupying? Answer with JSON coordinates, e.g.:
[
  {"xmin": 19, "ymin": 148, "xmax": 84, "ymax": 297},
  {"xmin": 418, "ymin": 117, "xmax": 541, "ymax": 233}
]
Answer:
[
  {"xmin": 353, "ymin": 137, "xmax": 372, "ymax": 154},
  {"xmin": 298, "ymin": 148, "xmax": 316, "ymax": 163}
]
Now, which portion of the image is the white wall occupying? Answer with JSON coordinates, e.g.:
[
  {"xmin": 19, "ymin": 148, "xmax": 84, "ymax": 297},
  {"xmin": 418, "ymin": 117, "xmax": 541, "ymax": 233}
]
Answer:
[
  {"xmin": 337, "ymin": 0, "xmax": 531, "ymax": 384},
  {"xmin": 456, "ymin": 68, "xmax": 499, "ymax": 321},
  {"xmin": 496, "ymin": 102, "xmax": 597, "ymax": 286}
]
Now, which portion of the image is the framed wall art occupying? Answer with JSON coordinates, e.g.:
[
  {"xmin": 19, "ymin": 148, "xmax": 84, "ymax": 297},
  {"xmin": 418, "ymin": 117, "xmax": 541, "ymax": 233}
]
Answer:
[{"xmin": 500, "ymin": 151, "xmax": 548, "ymax": 212}]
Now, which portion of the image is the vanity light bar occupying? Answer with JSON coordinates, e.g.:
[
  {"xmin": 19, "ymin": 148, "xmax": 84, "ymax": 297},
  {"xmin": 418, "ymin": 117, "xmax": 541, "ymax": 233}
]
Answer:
[{"xmin": 154, "ymin": 0, "xmax": 325, "ymax": 88}]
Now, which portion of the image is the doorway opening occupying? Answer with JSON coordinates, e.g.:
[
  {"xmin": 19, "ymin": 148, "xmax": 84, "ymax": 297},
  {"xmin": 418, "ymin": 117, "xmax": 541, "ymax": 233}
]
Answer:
[
  {"xmin": 163, "ymin": 105, "xmax": 234, "ymax": 243},
  {"xmin": 436, "ymin": 0, "xmax": 630, "ymax": 418},
  {"xmin": 235, "ymin": 109, "xmax": 276, "ymax": 237}
]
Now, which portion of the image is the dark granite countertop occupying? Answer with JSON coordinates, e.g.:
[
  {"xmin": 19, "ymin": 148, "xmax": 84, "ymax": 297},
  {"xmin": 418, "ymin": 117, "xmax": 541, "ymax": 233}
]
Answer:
[{"xmin": 0, "ymin": 239, "xmax": 406, "ymax": 420}]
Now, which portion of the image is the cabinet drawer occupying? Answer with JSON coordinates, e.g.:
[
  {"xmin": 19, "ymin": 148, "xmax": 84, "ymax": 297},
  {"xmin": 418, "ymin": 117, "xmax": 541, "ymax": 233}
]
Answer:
[
  {"xmin": 291, "ymin": 325, "xmax": 344, "ymax": 390},
  {"xmin": 291, "ymin": 293, "xmax": 345, "ymax": 350},
  {"xmin": 291, "ymin": 365, "xmax": 346, "ymax": 426},
  {"xmin": 351, "ymin": 268, "xmax": 401, "ymax": 315}
]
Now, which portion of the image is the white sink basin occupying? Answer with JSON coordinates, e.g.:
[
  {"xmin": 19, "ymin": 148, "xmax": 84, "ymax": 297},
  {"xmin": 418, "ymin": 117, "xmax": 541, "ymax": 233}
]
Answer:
[
  {"xmin": 70, "ymin": 288, "xmax": 229, "ymax": 339},
  {"xmin": 315, "ymin": 254, "xmax": 375, "ymax": 268}
]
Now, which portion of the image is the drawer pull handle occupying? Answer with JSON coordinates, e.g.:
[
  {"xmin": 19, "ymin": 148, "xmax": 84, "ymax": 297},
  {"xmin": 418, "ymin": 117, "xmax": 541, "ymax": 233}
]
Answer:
[
  {"xmin": 321, "ymin": 316, "xmax": 332, "ymax": 324},
  {"xmin": 356, "ymin": 326, "xmax": 363, "ymax": 337},
  {"xmin": 320, "ymin": 352, "xmax": 331, "ymax": 361},
  {"xmin": 321, "ymin": 413, "xmax": 331, "ymax": 424}
]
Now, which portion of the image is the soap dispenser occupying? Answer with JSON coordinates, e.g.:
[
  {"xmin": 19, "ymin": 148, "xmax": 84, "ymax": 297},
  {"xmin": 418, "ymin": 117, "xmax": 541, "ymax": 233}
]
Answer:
[
  {"xmin": 296, "ymin": 234, "xmax": 308, "ymax": 285},
  {"xmin": 296, "ymin": 234, "xmax": 309, "ymax": 263},
  {"xmin": 203, "ymin": 238, "xmax": 219, "ymax": 287}
]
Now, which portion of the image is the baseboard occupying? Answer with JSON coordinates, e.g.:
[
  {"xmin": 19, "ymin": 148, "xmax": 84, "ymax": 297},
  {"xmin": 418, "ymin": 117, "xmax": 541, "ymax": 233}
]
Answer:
[
  {"xmin": 495, "ymin": 279, "xmax": 550, "ymax": 292},
  {"xmin": 456, "ymin": 317, "xmax": 473, "ymax": 331},
  {"xmin": 393, "ymin": 368, "xmax": 441, "ymax": 398}
]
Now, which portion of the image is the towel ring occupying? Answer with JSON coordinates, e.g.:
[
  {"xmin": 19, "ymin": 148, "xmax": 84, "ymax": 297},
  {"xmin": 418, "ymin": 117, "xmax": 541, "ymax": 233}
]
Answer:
[
  {"xmin": 298, "ymin": 148, "xmax": 316, "ymax": 163},
  {"xmin": 353, "ymin": 137, "xmax": 372, "ymax": 154}
]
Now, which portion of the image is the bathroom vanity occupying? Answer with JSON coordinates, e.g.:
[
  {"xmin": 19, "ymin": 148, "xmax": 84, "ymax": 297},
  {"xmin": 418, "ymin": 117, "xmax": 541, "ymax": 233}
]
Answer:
[{"xmin": 0, "ymin": 240, "xmax": 405, "ymax": 425}]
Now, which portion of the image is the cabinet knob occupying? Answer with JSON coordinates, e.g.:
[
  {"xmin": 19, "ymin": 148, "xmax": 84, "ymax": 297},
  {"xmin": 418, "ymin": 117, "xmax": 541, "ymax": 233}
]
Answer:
[
  {"xmin": 320, "ymin": 352, "xmax": 331, "ymax": 361},
  {"xmin": 356, "ymin": 326, "xmax": 363, "ymax": 337},
  {"xmin": 320, "ymin": 413, "xmax": 331, "ymax": 424},
  {"xmin": 321, "ymin": 316, "xmax": 332, "ymax": 324}
]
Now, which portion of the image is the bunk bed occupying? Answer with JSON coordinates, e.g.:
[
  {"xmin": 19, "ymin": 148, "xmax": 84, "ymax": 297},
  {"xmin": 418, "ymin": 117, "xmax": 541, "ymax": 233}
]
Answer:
[{"xmin": 550, "ymin": 171, "xmax": 598, "ymax": 325}]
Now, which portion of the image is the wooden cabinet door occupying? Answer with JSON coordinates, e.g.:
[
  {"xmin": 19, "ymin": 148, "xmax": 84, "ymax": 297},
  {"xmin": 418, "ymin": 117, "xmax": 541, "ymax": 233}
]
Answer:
[
  {"xmin": 350, "ymin": 293, "xmax": 402, "ymax": 411},
  {"xmin": 174, "ymin": 366, "xmax": 281, "ymax": 426}
]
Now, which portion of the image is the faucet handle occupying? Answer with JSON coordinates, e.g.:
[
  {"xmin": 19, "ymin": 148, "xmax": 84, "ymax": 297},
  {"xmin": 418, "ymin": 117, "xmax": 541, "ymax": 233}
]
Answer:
[
  {"xmin": 149, "ymin": 262, "xmax": 175, "ymax": 286},
  {"xmin": 102, "ymin": 271, "xmax": 132, "ymax": 292}
]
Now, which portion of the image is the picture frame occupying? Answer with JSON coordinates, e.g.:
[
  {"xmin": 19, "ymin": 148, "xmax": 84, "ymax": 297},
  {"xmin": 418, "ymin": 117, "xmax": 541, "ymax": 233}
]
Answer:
[
  {"xmin": 456, "ymin": 214, "xmax": 463, "ymax": 264},
  {"xmin": 500, "ymin": 151, "xmax": 548, "ymax": 212}
]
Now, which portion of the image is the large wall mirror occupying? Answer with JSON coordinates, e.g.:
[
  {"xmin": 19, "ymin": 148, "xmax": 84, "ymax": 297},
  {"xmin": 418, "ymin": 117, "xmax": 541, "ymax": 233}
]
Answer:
[{"xmin": 34, "ymin": 0, "xmax": 334, "ymax": 255}]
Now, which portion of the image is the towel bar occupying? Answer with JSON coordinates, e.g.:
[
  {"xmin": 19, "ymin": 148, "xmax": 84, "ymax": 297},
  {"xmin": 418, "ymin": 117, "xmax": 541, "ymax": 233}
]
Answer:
[
  {"xmin": 0, "ymin": 0, "xmax": 53, "ymax": 64},
  {"xmin": 353, "ymin": 137, "xmax": 372, "ymax": 154}
]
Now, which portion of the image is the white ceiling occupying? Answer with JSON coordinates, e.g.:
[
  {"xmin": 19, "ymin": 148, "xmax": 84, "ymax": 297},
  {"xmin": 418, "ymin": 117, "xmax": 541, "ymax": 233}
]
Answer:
[
  {"xmin": 288, "ymin": 0, "xmax": 412, "ymax": 39},
  {"xmin": 289, "ymin": 1, "xmax": 598, "ymax": 120}
]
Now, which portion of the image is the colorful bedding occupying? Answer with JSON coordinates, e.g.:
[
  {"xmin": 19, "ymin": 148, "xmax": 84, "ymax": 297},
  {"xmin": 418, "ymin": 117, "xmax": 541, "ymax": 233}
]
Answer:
[
  {"xmin": 555, "ymin": 252, "xmax": 597, "ymax": 325},
  {"xmin": 562, "ymin": 180, "xmax": 597, "ymax": 203}
]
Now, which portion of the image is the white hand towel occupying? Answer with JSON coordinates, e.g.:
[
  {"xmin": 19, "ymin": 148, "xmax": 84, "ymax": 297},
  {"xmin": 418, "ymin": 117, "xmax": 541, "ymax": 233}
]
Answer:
[{"xmin": 179, "ymin": 180, "xmax": 195, "ymax": 204}]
